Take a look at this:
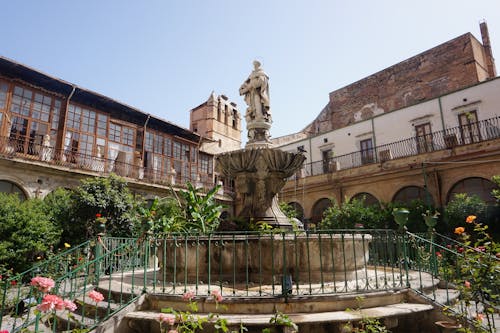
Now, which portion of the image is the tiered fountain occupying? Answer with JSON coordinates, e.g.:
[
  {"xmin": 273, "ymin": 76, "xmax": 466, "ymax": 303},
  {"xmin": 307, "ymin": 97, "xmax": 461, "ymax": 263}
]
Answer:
[
  {"xmin": 216, "ymin": 60, "xmax": 305, "ymax": 229},
  {"xmin": 160, "ymin": 61, "xmax": 371, "ymax": 285}
]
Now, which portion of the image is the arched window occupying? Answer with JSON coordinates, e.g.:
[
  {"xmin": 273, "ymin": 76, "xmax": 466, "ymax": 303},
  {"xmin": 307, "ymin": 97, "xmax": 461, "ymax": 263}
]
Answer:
[
  {"xmin": 311, "ymin": 198, "xmax": 332, "ymax": 224},
  {"xmin": 393, "ymin": 186, "xmax": 433, "ymax": 205},
  {"xmin": 350, "ymin": 192, "xmax": 379, "ymax": 207},
  {"xmin": 0, "ymin": 180, "xmax": 27, "ymax": 200},
  {"xmin": 287, "ymin": 202, "xmax": 304, "ymax": 220},
  {"xmin": 447, "ymin": 177, "xmax": 497, "ymax": 204}
]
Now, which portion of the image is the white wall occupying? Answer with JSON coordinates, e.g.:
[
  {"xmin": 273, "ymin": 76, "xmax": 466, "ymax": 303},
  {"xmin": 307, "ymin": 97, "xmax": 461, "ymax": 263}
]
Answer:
[{"xmin": 277, "ymin": 77, "xmax": 500, "ymax": 165}]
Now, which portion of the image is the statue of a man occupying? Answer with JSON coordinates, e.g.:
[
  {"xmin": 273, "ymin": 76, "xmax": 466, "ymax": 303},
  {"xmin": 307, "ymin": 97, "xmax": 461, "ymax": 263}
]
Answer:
[{"xmin": 239, "ymin": 60, "xmax": 271, "ymax": 123}]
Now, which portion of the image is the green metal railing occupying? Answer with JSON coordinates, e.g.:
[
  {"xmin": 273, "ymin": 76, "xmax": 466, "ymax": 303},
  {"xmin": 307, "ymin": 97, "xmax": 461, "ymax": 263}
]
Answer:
[
  {"xmin": 0, "ymin": 238, "xmax": 145, "ymax": 332},
  {"xmin": 406, "ymin": 231, "xmax": 498, "ymax": 332},
  {"xmin": 146, "ymin": 230, "xmax": 409, "ymax": 297},
  {"xmin": 1, "ymin": 230, "xmax": 497, "ymax": 332}
]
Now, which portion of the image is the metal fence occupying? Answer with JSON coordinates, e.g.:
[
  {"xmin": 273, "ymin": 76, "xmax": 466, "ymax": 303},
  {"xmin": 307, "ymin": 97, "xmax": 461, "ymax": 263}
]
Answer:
[{"xmin": 1, "ymin": 230, "xmax": 497, "ymax": 332}]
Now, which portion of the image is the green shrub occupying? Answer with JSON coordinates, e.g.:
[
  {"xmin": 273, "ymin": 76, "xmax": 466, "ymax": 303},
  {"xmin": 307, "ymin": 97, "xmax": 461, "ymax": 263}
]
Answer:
[
  {"xmin": 70, "ymin": 174, "xmax": 138, "ymax": 242},
  {"xmin": 0, "ymin": 193, "xmax": 61, "ymax": 273},
  {"xmin": 320, "ymin": 197, "xmax": 389, "ymax": 230},
  {"xmin": 445, "ymin": 193, "xmax": 487, "ymax": 230}
]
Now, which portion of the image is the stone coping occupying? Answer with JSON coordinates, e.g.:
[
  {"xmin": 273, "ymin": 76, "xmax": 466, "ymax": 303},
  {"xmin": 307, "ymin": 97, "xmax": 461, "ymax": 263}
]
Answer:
[{"xmin": 124, "ymin": 303, "xmax": 434, "ymax": 325}]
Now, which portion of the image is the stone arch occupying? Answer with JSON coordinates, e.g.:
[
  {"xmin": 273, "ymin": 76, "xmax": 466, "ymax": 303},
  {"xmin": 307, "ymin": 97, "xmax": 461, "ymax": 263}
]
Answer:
[
  {"xmin": 287, "ymin": 201, "xmax": 304, "ymax": 220},
  {"xmin": 350, "ymin": 192, "xmax": 380, "ymax": 207},
  {"xmin": 0, "ymin": 179, "xmax": 28, "ymax": 200},
  {"xmin": 446, "ymin": 177, "xmax": 497, "ymax": 204},
  {"xmin": 392, "ymin": 185, "xmax": 434, "ymax": 205},
  {"xmin": 310, "ymin": 198, "xmax": 332, "ymax": 225}
]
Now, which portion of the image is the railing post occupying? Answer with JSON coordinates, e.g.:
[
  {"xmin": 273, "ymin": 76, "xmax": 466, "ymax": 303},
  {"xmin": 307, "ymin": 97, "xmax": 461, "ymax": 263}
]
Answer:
[
  {"xmin": 402, "ymin": 228, "xmax": 410, "ymax": 288},
  {"xmin": 95, "ymin": 235, "xmax": 104, "ymax": 280},
  {"xmin": 143, "ymin": 235, "xmax": 150, "ymax": 294}
]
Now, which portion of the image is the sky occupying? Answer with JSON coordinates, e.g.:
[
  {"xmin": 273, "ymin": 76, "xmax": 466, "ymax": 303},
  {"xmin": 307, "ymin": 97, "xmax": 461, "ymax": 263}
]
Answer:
[{"xmin": 2, "ymin": 1, "xmax": 500, "ymax": 140}]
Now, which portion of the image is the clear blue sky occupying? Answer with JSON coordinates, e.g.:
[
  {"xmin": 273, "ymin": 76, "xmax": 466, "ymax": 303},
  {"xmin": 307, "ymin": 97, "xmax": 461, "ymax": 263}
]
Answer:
[{"xmin": 2, "ymin": 1, "xmax": 500, "ymax": 139}]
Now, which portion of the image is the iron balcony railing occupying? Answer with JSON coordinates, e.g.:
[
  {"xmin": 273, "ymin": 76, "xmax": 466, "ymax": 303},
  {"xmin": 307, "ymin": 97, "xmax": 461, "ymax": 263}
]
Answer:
[
  {"xmin": 0, "ymin": 135, "xmax": 217, "ymax": 191},
  {"xmin": 299, "ymin": 116, "xmax": 500, "ymax": 177}
]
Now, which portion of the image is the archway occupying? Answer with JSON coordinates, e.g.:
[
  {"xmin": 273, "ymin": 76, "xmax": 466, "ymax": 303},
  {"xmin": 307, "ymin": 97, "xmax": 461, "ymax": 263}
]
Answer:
[
  {"xmin": 446, "ymin": 177, "xmax": 497, "ymax": 204},
  {"xmin": 310, "ymin": 198, "xmax": 332, "ymax": 226},
  {"xmin": 0, "ymin": 180, "xmax": 27, "ymax": 200},
  {"xmin": 287, "ymin": 201, "xmax": 304, "ymax": 220},
  {"xmin": 350, "ymin": 192, "xmax": 379, "ymax": 207},
  {"xmin": 392, "ymin": 185, "xmax": 434, "ymax": 206}
]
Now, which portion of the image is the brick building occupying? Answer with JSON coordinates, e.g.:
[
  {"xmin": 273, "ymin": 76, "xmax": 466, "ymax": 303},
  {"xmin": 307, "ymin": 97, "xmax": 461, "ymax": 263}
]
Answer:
[{"xmin": 300, "ymin": 22, "xmax": 496, "ymax": 137}]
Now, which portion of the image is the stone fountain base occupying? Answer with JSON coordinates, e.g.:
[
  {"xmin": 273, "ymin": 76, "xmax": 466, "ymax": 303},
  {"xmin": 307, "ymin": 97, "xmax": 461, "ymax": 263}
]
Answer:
[{"xmin": 157, "ymin": 233, "xmax": 371, "ymax": 285}]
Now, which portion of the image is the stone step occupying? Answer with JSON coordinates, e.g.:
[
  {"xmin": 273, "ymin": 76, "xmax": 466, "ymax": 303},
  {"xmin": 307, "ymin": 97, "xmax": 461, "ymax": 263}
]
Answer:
[
  {"xmin": 74, "ymin": 295, "xmax": 121, "ymax": 319},
  {"xmin": 423, "ymin": 288, "xmax": 460, "ymax": 305},
  {"xmin": 52, "ymin": 310, "xmax": 98, "ymax": 331},
  {"xmin": 125, "ymin": 302, "xmax": 433, "ymax": 326},
  {"xmin": 146, "ymin": 289, "xmax": 410, "ymax": 315}
]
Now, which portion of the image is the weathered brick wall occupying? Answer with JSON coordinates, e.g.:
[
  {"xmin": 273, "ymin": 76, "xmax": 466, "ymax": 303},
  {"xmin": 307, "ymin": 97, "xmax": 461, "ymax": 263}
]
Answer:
[{"xmin": 304, "ymin": 33, "xmax": 493, "ymax": 135}]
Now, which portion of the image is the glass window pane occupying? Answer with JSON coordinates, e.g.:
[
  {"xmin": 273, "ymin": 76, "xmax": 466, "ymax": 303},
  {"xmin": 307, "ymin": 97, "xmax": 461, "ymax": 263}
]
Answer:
[{"xmin": 0, "ymin": 82, "xmax": 9, "ymax": 109}]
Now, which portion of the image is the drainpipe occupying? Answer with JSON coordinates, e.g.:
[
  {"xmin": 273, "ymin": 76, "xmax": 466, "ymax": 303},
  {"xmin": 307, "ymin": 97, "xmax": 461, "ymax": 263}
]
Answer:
[
  {"xmin": 438, "ymin": 97, "xmax": 445, "ymax": 131},
  {"xmin": 141, "ymin": 114, "xmax": 151, "ymax": 162},
  {"xmin": 308, "ymin": 136, "xmax": 312, "ymax": 175},
  {"xmin": 58, "ymin": 85, "xmax": 76, "ymax": 151},
  {"xmin": 371, "ymin": 118, "xmax": 377, "ymax": 162}
]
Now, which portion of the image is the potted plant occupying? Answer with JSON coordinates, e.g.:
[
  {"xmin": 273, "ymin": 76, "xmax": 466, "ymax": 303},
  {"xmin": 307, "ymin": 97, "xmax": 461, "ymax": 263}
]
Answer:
[
  {"xmin": 392, "ymin": 207, "xmax": 409, "ymax": 230},
  {"xmin": 422, "ymin": 210, "xmax": 440, "ymax": 229}
]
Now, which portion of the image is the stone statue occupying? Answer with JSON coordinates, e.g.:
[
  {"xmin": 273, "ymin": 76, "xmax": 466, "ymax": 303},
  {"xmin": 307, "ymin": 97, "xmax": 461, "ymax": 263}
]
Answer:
[
  {"xmin": 40, "ymin": 134, "xmax": 52, "ymax": 162},
  {"xmin": 239, "ymin": 61, "xmax": 272, "ymax": 145}
]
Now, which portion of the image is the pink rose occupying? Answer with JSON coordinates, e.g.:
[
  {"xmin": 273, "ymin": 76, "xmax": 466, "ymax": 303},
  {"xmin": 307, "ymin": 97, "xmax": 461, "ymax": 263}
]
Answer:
[
  {"xmin": 464, "ymin": 281, "xmax": 471, "ymax": 289},
  {"xmin": 182, "ymin": 291, "xmax": 195, "ymax": 301},
  {"xmin": 88, "ymin": 290, "xmax": 104, "ymax": 303},
  {"xmin": 30, "ymin": 276, "xmax": 55, "ymax": 293},
  {"xmin": 211, "ymin": 289, "xmax": 223, "ymax": 303},
  {"xmin": 159, "ymin": 313, "xmax": 176, "ymax": 326},
  {"xmin": 63, "ymin": 299, "xmax": 77, "ymax": 312},
  {"xmin": 37, "ymin": 294, "xmax": 65, "ymax": 312}
]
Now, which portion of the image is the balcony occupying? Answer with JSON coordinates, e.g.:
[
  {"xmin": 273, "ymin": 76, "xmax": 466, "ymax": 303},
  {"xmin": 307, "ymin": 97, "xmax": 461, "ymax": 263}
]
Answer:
[
  {"xmin": 0, "ymin": 135, "xmax": 219, "ymax": 191},
  {"xmin": 297, "ymin": 116, "xmax": 500, "ymax": 178}
]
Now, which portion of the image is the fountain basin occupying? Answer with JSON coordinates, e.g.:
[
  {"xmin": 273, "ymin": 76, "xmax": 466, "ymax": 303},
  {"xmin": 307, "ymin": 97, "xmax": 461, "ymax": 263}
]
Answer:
[{"xmin": 157, "ymin": 233, "xmax": 371, "ymax": 284}]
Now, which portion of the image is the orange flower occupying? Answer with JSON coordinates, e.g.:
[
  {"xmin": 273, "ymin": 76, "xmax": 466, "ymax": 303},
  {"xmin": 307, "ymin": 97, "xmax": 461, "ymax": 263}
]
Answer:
[
  {"xmin": 465, "ymin": 215, "xmax": 476, "ymax": 223},
  {"xmin": 464, "ymin": 280, "xmax": 471, "ymax": 288},
  {"xmin": 476, "ymin": 313, "xmax": 485, "ymax": 322},
  {"xmin": 454, "ymin": 227, "xmax": 465, "ymax": 235}
]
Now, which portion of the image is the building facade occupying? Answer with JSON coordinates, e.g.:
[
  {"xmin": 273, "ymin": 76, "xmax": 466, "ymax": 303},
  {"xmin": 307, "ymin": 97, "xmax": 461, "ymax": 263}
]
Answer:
[
  {"xmin": 0, "ymin": 56, "xmax": 235, "ymax": 202},
  {"xmin": 277, "ymin": 77, "xmax": 500, "ymax": 226},
  {"xmin": 274, "ymin": 23, "xmax": 500, "ymax": 227}
]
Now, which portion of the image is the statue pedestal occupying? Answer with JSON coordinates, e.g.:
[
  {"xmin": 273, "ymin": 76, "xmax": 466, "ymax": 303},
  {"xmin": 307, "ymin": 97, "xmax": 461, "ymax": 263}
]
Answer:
[{"xmin": 246, "ymin": 120, "xmax": 272, "ymax": 149}]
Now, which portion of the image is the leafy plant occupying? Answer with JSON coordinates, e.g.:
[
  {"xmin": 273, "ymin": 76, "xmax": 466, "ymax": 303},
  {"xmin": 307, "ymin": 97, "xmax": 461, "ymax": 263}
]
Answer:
[
  {"xmin": 279, "ymin": 202, "xmax": 298, "ymax": 220},
  {"xmin": 492, "ymin": 176, "xmax": 500, "ymax": 202},
  {"xmin": 443, "ymin": 215, "xmax": 499, "ymax": 332},
  {"xmin": 135, "ymin": 196, "xmax": 187, "ymax": 237},
  {"xmin": 264, "ymin": 311, "xmax": 298, "ymax": 332},
  {"xmin": 70, "ymin": 174, "xmax": 138, "ymax": 242},
  {"xmin": 177, "ymin": 182, "xmax": 224, "ymax": 234},
  {"xmin": 342, "ymin": 297, "xmax": 390, "ymax": 333},
  {"xmin": 444, "ymin": 193, "xmax": 487, "ymax": 231},
  {"xmin": 320, "ymin": 197, "xmax": 390, "ymax": 230},
  {"xmin": 0, "ymin": 193, "xmax": 61, "ymax": 273}
]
